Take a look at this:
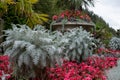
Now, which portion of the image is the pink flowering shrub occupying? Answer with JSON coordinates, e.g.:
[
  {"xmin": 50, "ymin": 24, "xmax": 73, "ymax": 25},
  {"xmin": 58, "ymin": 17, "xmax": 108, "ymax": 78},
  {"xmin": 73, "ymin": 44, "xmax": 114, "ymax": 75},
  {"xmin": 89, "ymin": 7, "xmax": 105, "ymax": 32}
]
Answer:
[
  {"xmin": 0, "ymin": 55, "xmax": 12, "ymax": 80},
  {"xmin": 47, "ymin": 56, "xmax": 118, "ymax": 80}
]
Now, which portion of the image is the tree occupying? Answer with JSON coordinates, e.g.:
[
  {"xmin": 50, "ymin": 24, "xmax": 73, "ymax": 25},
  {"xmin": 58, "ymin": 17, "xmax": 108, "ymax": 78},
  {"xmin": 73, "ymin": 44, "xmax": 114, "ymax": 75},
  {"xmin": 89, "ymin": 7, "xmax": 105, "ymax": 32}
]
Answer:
[
  {"xmin": 0, "ymin": 0, "xmax": 48, "ymax": 28},
  {"xmin": 34, "ymin": 0, "xmax": 56, "ymax": 15},
  {"xmin": 56, "ymin": 0, "xmax": 94, "ymax": 10},
  {"xmin": 33, "ymin": 0, "xmax": 65, "ymax": 29}
]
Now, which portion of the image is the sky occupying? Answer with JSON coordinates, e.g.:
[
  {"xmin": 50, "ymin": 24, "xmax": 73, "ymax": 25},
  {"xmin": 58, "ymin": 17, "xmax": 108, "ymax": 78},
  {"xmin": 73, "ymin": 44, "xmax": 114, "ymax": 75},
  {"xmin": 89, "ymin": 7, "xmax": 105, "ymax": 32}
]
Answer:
[{"xmin": 89, "ymin": 0, "xmax": 120, "ymax": 30}]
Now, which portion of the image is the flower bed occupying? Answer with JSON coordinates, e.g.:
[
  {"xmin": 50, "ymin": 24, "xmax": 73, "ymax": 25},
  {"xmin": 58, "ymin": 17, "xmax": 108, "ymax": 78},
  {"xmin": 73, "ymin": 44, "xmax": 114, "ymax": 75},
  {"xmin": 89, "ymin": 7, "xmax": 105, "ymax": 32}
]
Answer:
[
  {"xmin": 47, "ymin": 56, "xmax": 118, "ymax": 80},
  {"xmin": 52, "ymin": 10, "xmax": 91, "ymax": 22},
  {"xmin": 0, "ymin": 52, "xmax": 119, "ymax": 80}
]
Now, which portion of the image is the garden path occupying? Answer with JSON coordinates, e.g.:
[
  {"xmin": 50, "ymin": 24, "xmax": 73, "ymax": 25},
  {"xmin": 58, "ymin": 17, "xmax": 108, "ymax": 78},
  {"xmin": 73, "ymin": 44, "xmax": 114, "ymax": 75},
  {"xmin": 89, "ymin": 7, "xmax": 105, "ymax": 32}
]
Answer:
[{"xmin": 106, "ymin": 60, "xmax": 120, "ymax": 80}]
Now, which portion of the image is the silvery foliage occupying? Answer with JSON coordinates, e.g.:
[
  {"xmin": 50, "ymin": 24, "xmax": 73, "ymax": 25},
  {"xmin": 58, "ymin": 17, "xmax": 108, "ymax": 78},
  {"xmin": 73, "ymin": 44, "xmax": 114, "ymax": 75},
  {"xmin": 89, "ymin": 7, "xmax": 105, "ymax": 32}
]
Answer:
[
  {"xmin": 1, "ymin": 24, "xmax": 63, "ymax": 78},
  {"xmin": 63, "ymin": 27, "xmax": 96, "ymax": 62},
  {"xmin": 109, "ymin": 37, "xmax": 120, "ymax": 50},
  {"xmin": 1, "ymin": 24, "xmax": 96, "ymax": 78}
]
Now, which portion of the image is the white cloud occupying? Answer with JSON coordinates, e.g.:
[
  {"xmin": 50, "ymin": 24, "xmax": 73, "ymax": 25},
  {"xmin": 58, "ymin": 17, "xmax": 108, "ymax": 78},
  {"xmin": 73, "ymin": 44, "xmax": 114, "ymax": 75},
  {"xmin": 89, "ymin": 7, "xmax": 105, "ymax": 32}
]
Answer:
[{"xmin": 89, "ymin": 0, "xmax": 120, "ymax": 30}]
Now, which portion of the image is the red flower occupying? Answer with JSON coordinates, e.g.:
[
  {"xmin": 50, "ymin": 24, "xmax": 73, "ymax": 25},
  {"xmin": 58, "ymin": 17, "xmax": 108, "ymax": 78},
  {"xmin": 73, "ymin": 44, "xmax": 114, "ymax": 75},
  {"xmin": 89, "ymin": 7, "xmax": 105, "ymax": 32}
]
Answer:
[
  {"xmin": 52, "ymin": 15, "xmax": 58, "ymax": 20},
  {"xmin": 75, "ymin": 10, "xmax": 81, "ymax": 16},
  {"xmin": 60, "ymin": 14, "xmax": 65, "ymax": 18},
  {"xmin": 101, "ymin": 75, "xmax": 107, "ymax": 80},
  {"xmin": 0, "ymin": 70, "xmax": 2, "ymax": 77},
  {"xmin": 80, "ymin": 15, "xmax": 84, "ymax": 19},
  {"xmin": 0, "ymin": 55, "xmax": 12, "ymax": 80},
  {"xmin": 52, "ymin": 10, "xmax": 91, "ymax": 22},
  {"xmin": 64, "ymin": 10, "xmax": 69, "ymax": 16},
  {"xmin": 6, "ymin": 75, "xmax": 11, "ymax": 79}
]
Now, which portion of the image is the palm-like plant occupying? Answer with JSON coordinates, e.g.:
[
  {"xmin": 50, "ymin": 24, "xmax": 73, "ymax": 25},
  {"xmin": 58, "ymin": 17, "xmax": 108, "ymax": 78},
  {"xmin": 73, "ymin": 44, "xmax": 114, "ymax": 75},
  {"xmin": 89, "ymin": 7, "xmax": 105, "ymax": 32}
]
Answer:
[
  {"xmin": 0, "ymin": 0, "xmax": 48, "ymax": 28},
  {"xmin": 57, "ymin": 0, "xmax": 94, "ymax": 10},
  {"xmin": 15, "ymin": 0, "xmax": 48, "ymax": 28}
]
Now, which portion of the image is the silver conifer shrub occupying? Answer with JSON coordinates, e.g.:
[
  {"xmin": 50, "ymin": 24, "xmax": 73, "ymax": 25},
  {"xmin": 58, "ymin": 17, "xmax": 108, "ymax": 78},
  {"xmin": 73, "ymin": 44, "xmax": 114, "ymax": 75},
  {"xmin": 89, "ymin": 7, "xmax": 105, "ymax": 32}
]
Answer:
[
  {"xmin": 109, "ymin": 37, "xmax": 120, "ymax": 50},
  {"xmin": 63, "ymin": 27, "xmax": 96, "ymax": 62}
]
